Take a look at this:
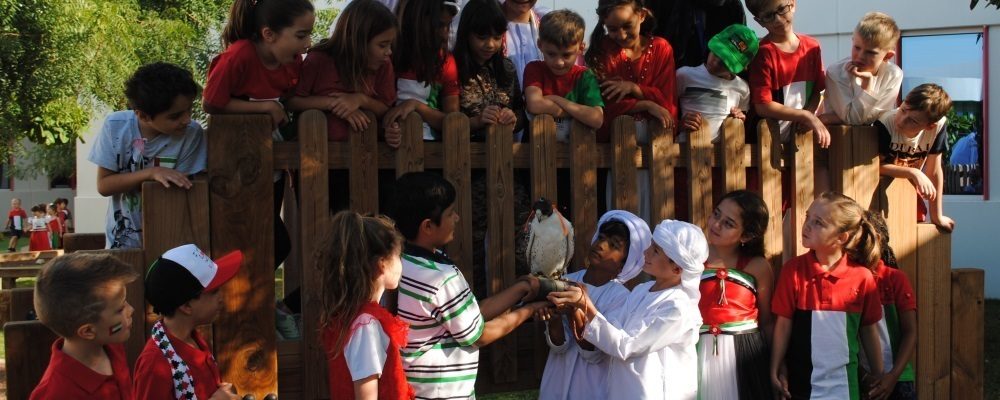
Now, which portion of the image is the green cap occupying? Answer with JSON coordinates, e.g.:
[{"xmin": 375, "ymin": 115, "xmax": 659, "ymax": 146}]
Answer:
[{"xmin": 707, "ymin": 24, "xmax": 760, "ymax": 75}]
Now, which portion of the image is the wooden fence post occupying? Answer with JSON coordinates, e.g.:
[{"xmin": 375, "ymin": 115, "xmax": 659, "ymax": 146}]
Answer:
[
  {"xmin": 756, "ymin": 120, "xmax": 784, "ymax": 268},
  {"xmin": 351, "ymin": 113, "xmax": 380, "ymax": 214},
  {"xmin": 649, "ymin": 122, "xmax": 676, "ymax": 224},
  {"xmin": 611, "ymin": 116, "xmax": 639, "ymax": 214},
  {"xmin": 828, "ymin": 125, "xmax": 879, "ymax": 208},
  {"xmin": 207, "ymin": 114, "xmax": 278, "ymax": 397},
  {"xmin": 530, "ymin": 115, "xmax": 558, "ymax": 203},
  {"xmin": 873, "ymin": 178, "xmax": 919, "ymax": 287},
  {"xmin": 786, "ymin": 129, "xmax": 815, "ymax": 259},
  {"xmin": 951, "ymin": 268, "xmax": 984, "ymax": 400},
  {"xmin": 397, "ymin": 112, "xmax": 426, "ymax": 177},
  {"xmin": 687, "ymin": 122, "xmax": 714, "ymax": 230},
  {"xmin": 569, "ymin": 120, "xmax": 597, "ymax": 272},
  {"xmin": 486, "ymin": 121, "xmax": 517, "ymax": 383},
  {"xmin": 4, "ymin": 321, "xmax": 58, "ymax": 400},
  {"xmin": 718, "ymin": 118, "xmax": 747, "ymax": 195},
  {"xmin": 444, "ymin": 113, "xmax": 474, "ymax": 281},
  {"xmin": 917, "ymin": 225, "xmax": 952, "ymax": 400},
  {"xmin": 297, "ymin": 110, "xmax": 330, "ymax": 399}
]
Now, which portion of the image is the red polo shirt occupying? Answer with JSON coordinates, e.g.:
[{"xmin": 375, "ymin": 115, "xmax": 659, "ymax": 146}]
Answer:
[
  {"xmin": 30, "ymin": 339, "xmax": 133, "ymax": 400},
  {"xmin": 772, "ymin": 251, "xmax": 882, "ymax": 326},
  {"xmin": 133, "ymin": 327, "xmax": 222, "ymax": 400},
  {"xmin": 203, "ymin": 39, "xmax": 302, "ymax": 110}
]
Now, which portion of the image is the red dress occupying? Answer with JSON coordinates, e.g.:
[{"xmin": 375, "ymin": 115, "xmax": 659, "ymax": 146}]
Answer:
[
  {"xmin": 28, "ymin": 217, "xmax": 51, "ymax": 251},
  {"xmin": 324, "ymin": 302, "xmax": 414, "ymax": 399}
]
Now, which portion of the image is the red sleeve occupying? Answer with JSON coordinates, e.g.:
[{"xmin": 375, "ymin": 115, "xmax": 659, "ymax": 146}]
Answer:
[
  {"xmin": 771, "ymin": 258, "xmax": 799, "ymax": 319},
  {"xmin": 749, "ymin": 45, "xmax": 775, "ymax": 105},
  {"xmin": 635, "ymin": 38, "xmax": 677, "ymax": 120},
  {"xmin": 294, "ymin": 52, "xmax": 324, "ymax": 97},
  {"xmin": 808, "ymin": 37, "xmax": 826, "ymax": 92},
  {"xmin": 523, "ymin": 61, "xmax": 545, "ymax": 88},
  {"xmin": 375, "ymin": 60, "xmax": 397, "ymax": 106},
  {"xmin": 132, "ymin": 351, "xmax": 175, "ymax": 400},
  {"xmin": 439, "ymin": 54, "xmax": 460, "ymax": 97},
  {"xmin": 891, "ymin": 269, "xmax": 917, "ymax": 312},
  {"xmin": 202, "ymin": 46, "xmax": 245, "ymax": 110},
  {"xmin": 860, "ymin": 271, "xmax": 883, "ymax": 326}
]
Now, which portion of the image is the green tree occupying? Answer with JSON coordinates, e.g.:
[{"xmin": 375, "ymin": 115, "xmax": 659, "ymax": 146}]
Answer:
[{"xmin": 0, "ymin": 0, "xmax": 230, "ymax": 180}]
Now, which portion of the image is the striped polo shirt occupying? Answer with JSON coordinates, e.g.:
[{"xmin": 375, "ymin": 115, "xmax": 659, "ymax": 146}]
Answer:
[
  {"xmin": 870, "ymin": 262, "xmax": 916, "ymax": 382},
  {"xmin": 772, "ymin": 252, "xmax": 882, "ymax": 400},
  {"xmin": 397, "ymin": 244, "xmax": 485, "ymax": 399}
]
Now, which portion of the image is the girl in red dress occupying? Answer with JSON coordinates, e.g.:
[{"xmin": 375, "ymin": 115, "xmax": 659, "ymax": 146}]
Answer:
[
  {"xmin": 319, "ymin": 211, "xmax": 413, "ymax": 399},
  {"xmin": 27, "ymin": 204, "xmax": 51, "ymax": 251},
  {"xmin": 698, "ymin": 190, "xmax": 774, "ymax": 399}
]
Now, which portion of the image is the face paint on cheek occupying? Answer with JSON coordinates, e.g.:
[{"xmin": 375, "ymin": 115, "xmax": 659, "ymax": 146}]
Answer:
[{"xmin": 109, "ymin": 322, "xmax": 124, "ymax": 335}]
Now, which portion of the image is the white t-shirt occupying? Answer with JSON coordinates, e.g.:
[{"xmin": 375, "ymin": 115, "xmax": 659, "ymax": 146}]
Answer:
[
  {"xmin": 823, "ymin": 57, "xmax": 903, "ymax": 125},
  {"xmin": 676, "ymin": 64, "xmax": 750, "ymax": 142},
  {"xmin": 504, "ymin": 5, "xmax": 550, "ymax": 84},
  {"xmin": 343, "ymin": 313, "xmax": 390, "ymax": 381}
]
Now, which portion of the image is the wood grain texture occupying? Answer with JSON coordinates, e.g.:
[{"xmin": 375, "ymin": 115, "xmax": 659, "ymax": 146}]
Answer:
[
  {"xmin": 687, "ymin": 120, "xmax": 713, "ymax": 230},
  {"xmin": 569, "ymin": 120, "xmax": 597, "ymax": 272},
  {"xmin": 4, "ymin": 320, "xmax": 58, "ymax": 400},
  {"xmin": 207, "ymin": 114, "xmax": 277, "ymax": 397},
  {"xmin": 828, "ymin": 125, "xmax": 879, "ymax": 208},
  {"xmin": 950, "ymin": 268, "xmax": 984, "ymax": 400},
  {"xmin": 397, "ymin": 111, "xmax": 426, "ymax": 177},
  {"xmin": 649, "ymin": 122, "xmax": 676, "ymax": 223},
  {"xmin": 787, "ymin": 129, "xmax": 814, "ymax": 260},
  {"xmin": 351, "ymin": 112, "xmax": 380, "ymax": 214},
  {"xmin": 719, "ymin": 118, "xmax": 747, "ymax": 194},
  {"xmin": 756, "ymin": 120, "xmax": 784, "ymax": 270},
  {"xmin": 917, "ymin": 224, "xmax": 951, "ymax": 400},
  {"xmin": 611, "ymin": 116, "xmax": 639, "ymax": 214},
  {"xmin": 486, "ymin": 121, "xmax": 517, "ymax": 383},
  {"xmin": 444, "ymin": 113, "xmax": 474, "ymax": 281},
  {"xmin": 530, "ymin": 114, "xmax": 558, "ymax": 203},
  {"xmin": 61, "ymin": 233, "xmax": 106, "ymax": 253}
]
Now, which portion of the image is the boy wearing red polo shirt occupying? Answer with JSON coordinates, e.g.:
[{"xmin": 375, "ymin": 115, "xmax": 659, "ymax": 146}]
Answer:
[
  {"xmin": 31, "ymin": 253, "xmax": 140, "ymax": 399},
  {"xmin": 133, "ymin": 244, "xmax": 244, "ymax": 400}
]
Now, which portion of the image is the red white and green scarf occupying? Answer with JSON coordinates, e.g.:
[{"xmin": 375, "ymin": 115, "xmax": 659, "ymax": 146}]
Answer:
[{"xmin": 152, "ymin": 320, "xmax": 203, "ymax": 400}]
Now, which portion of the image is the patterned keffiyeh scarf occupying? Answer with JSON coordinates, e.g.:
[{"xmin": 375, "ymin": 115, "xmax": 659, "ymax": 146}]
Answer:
[{"xmin": 151, "ymin": 320, "xmax": 201, "ymax": 400}]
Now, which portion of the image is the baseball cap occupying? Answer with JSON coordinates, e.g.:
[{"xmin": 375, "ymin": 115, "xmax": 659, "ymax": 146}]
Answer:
[
  {"xmin": 707, "ymin": 24, "xmax": 760, "ymax": 75},
  {"xmin": 145, "ymin": 244, "xmax": 243, "ymax": 315}
]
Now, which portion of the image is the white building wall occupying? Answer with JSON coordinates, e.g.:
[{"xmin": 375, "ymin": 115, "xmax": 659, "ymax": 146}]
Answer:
[
  {"xmin": 74, "ymin": 112, "xmax": 110, "ymax": 235},
  {"xmin": 1, "ymin": 140, "xmax": 75, "ymax": 237}
]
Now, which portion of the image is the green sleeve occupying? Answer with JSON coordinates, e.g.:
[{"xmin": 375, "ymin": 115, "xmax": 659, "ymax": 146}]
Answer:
[{"xmin": 567, "ymin": 69, "xmax": 605, "ymax": 108}]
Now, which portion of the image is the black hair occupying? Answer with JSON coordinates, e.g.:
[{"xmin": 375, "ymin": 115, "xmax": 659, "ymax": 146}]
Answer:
[
  {"xmin": 30, "ymin": 204, "xmax": 45, "ymax": 213},
  {"xmin": 454, "ymin": 0, "xmax": 512, "ymax": 88},
  {"xmin": 598, "ymin": 219, "xmax": 631, "ymax": 256},
  {"xmin": 395, "ymin": 0, "xmax": 459, "ymax": 84},
  {"xmin": 718, "ymin": 190, "xmax": 769, "ymax": 259},
  {"xmin": 124, "ymin": 62, "xmax": 198, "ymax": 117},
  {"xmin": 390, "ymin": 172, "xmax": 457, "ymax": 240},
  {"xmin": 222, "ymin": 0, "xmax": 315, "ymax": 47},
  {"xmin": 870, "ymin": 212, "xmax": 898, "ymax": 268},
  {"xmin": 585, "ymin": 0, "xmax": 658, "ymax": 78}
]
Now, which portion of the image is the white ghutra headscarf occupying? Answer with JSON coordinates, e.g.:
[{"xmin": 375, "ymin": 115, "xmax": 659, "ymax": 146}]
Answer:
[
  {"xmin": 592, "ymin": 210, "xmax": 652, "ymax": 283},
  {"xmin": 651, "ymin": 219, "xmax": 709, "ymax": 303}
]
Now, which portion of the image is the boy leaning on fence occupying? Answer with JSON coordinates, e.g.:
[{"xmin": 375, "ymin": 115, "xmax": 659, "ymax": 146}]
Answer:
[
  {"xmin": 87, "ymin": 62, "xmax": 207, "ymax": 250},
  {"xmin": 30, "ymin": 253, "xmax": 140, "ymax": 399},
  {"xmin": 877, "ymin": 83, "xmax": 956, "ymax": 232}
]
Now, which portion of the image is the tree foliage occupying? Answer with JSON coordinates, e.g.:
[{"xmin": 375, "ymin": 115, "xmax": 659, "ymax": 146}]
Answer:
[{"xmin": 0, "ymin": 0, "xmax": 230, "ymax": 179}]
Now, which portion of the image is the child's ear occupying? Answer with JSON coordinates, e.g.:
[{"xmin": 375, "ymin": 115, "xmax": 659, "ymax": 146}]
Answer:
[
  {"xmin": 883, "ymin": 50, "xmax": 897, "ymax": 63},
  {"xmin": 261, "ymin": 26, "xmax": 276, "ymax": 43},
  {"xmin": 76, "ymin": 323, "xmax": 97, "ymax": 341},
  {"xmin": 837, "ymin": 231, "xmax": 850, "ymax": 246},
  {"xmin": 178, "ymin": 302, "xmax": 195, "ymax": 316},
  {"xmin": 134, "ymin": 109, "xmax": 151, "ymax": 123},
  {"xmin": 418, "ymin": 218, "xmax": 436, "ymax": 235}
]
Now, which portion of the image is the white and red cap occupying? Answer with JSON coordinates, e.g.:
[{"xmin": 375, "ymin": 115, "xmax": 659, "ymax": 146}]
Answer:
[{"xmin": 145, "ymin": 244, "xmax": 243, "ymax": 314}]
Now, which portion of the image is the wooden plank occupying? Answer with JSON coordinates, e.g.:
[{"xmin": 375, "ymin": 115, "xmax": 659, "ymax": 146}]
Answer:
[
  {"xmin": 787, "ymin": 129, "xmax": 815, "ymax": 259},
  {"xmin": 530, "ymin": 114, "xmax": 558, "ymax": 203},
  {"xmin": 297, "ymin": 110, "xmax": 330, "ymax": 399},
  {"xmin": 397, "ymin": 111, "xmax": 426, "ymax": 177},
  {"xmin": 718, "ymin": 117, "xmax": 747, "ymax": 194},
  {"xmin": 207, "ymin": 114, "xmax": 278, "ymax": 397},
  {"xmin": 486, "ymin": 122, "xmax": 517, "ymax": 383},
  {"xmin": 569, "ymin": 121, "xmax": 597, "ymax": 272},
  {"xmin": 950, "ymin": 268, "xmax": 984, "ymax": 400},
  {"xmin": 4, "ymin": 320, "xmax": 58, "ymax": 400},
  {"xmin": 277, "ymin": 340, "xmax": 303, "ymax": 400},
  {"xmin": 444, "ymin": 113, "xmax": 474, "ymax": 281},
  {"xmin": 0, "ymin": 287, "xmax": 35, "ymax": 327},
  {"xmin": 0, "ymin": 250, "xmax": 62, "ymax": 265},
  {"xmin": 756, "ymin": 120, "xmax": 784, "ymax": 269},
  {"xmin": 62, "ymin": 233, "xmax": 106, "ymax": 253},
  {"xmin": 350, "ymin": 112, "xmax": 380, "ymax": 214},
  {"xmin": 828, "ymin": 125, "xmax": 879, "ymax": 208},
  {"xmin": 648, "ymin": 122, "xmax": 676, "ymax": 223},
  {"xmin": 687, "ymin": 120, "xmax": 714, "ymax": 230},
  {"xmin": 141, "ymin": 180, "xmax": 212, "ymax": 261},
  {"xmin": 611, "ymin": 116, "xmax": 639, "ymax": 214},
  {"xmin": 873, "ymin": 178, "xmax": 919, "ymax": 290},
  {"xmin": 272, "ymin": 140, "xmax": 755, "ymax": 170},
  {"xmin": 916, "ymin": 224, "xmax": 951, "ymax": 400}
]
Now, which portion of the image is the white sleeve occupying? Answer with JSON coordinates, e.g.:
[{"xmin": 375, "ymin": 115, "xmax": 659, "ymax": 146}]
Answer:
[
  {"xmin": 344, "ymin": 314, "xmax": 390, "ymax": 381},
  {"xmin": 582, "ymin": 300, "xmax": 698, "ymax": 361},
  {"xmin": 823, "ymin": 67, "xmax": 853, "ymax": 121},
  {"xmin": 862, "ymin": 66, "xmax": 904, "ymax": 123}
]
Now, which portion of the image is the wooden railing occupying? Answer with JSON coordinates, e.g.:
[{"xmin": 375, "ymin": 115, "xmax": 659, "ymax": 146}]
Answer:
[{"xmin": 0, "ymin": 111, "xmax": 985, "ymax": 400}]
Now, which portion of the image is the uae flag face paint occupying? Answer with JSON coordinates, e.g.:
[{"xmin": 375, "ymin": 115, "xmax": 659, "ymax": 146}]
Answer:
[{"xmin": 109, "ymin": 322, "xmax": 124, "ymax": 335}]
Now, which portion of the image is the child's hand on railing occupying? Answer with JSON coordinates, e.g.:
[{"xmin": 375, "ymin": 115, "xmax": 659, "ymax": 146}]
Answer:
[
  {"xmin": 383, "ymin": 100, "xmax": 419, "ymax": 132},
  {"xmin": 931, "ymin": 214, "xmax": 955, "ymax": 233},
  {"xmin": 344, "ymin": 109, "xmax": 371, "ymax": 132},
  {"xmin": 384, "ymin": 122, "xmax": 402, "ymax": 148},
  {"xmin": 147, "ymin": 167, "xmax": 193, "ymax": 190},
  {"xmin": 646, "ymin": 104, "xmax": 675, "ymax": 130},
  {"xmin": 498, "ymin": 107, "xmax": 517, "ymax": 125},
  {"xmin": 909, "ymin": 170, "xmax": 937, "ymax": 201},
  {"xmin": 681, "ymin": 112, "xmax": 702, "ymax": 132},
  {"xmin": 262, "ymin": 101, "xmax": 287, "ymax": 130},
  {"xmin": 728, "ymin": 107, "xmax": 746, "ymax": 121},
  {"xmin": 328, "ymin": 93, "xmax": 363, "ymax": 119},
  {"xmin": 600, "ymin": 79, "xmax": 639, "ymax": 102},
  {"xmin": 800, "ymin": 113, "xmax": 831, "ymax": 148}
]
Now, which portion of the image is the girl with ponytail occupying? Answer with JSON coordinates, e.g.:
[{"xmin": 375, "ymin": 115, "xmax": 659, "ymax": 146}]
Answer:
[
  {"xmin": 770, "ymin": 192, "xmax": 885, "ymax": 399},
  {"xmin": 318, "ymin": 211, "xmax": 413, "ymax": 399}
]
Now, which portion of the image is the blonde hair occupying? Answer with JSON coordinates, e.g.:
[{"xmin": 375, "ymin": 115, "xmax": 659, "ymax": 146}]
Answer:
[
  {"xmin": 817, "ymin": 192, "xmax": 881, "ymax": 269},
  {"xmin": 539, "ymin": 9, "xmax": 586, "ymax": 48},
  {"xmin": 855, "ymin": 12, "xmax": 900, "ymax": 50},
  {"xmin": 904, "ymin": 83, "xmax": 953, "ymax": 123}
]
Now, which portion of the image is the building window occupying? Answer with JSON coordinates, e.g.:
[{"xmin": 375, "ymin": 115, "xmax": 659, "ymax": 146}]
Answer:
[{"xmin": 900, "ymin": 31, "xmax": 987, "ymax": 196}]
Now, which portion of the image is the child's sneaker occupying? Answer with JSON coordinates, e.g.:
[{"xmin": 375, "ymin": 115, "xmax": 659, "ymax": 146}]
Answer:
[{"xmin": 276, "ymin": 307, "xmax": 300, "ymax": 340}]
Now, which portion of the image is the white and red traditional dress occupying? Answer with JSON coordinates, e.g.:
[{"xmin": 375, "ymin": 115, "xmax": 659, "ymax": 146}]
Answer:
[{"xmin": 697, "ymin": 257, "xmax": 772, "ymax": 399}]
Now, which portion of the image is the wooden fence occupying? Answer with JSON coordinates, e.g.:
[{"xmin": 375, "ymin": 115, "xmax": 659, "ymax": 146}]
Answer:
[{"xmin": 0, "ymin": 111, "xmax": 985, "ymax": 400}]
